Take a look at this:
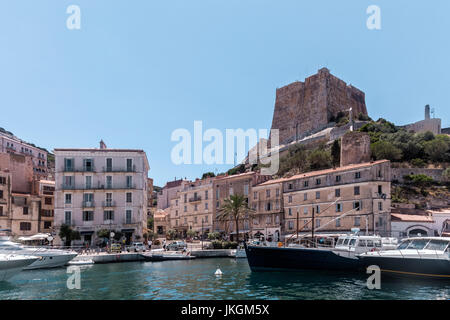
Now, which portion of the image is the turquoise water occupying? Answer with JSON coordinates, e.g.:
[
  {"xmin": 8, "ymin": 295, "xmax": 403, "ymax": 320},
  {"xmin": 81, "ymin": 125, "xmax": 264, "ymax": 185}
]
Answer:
[{"xmin": 0, "ymin": 258, "xmax": 449, "ymax": 300}]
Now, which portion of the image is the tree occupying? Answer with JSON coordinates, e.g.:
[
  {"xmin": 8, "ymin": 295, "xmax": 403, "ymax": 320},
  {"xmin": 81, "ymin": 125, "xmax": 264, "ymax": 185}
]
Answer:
[
  {"xmin": 201, "ymin": 172, "xmax": 216, "ymax": 179},
  {"xmin": 187, "ymin": 229, "xmax": 196, "ymax": 238},
  {"xmin": 217, "ymin": 194, "xmax": 253, "ymax": 244},
  {"xmin": 331, "ymin": 139, "xmax": 340, "ymax": 167},
  {"xmin": 166, "ymin": 229, "xmax": 177, "ymax": 240},
  {"xmin": 147, "ymin": 217, "xmax": 154, "ymax": 230},
  {"xmin": 424, "ymin": 138, "xmax": 449, "ymax": 162},
  {"xmin": 371, "ymin": 141, "xmax": 402, "ymax": 161},
  {"xmin": 442, "ymin": 168, "xmax": 450, "ymax": 182},
  {"xmin": 59, "ymin": 224, "xmax": 81, "ymax": 247},
  {"xmin": 207, "ymin": 232, "xmax": 220, "ymax": 240},
  {"xmin": 307, "ymin": 148, "xmax": 332, "ymax": 170}
]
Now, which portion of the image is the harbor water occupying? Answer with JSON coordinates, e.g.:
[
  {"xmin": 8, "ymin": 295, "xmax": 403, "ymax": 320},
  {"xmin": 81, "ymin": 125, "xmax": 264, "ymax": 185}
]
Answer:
[{"xmin": 0, "ymin": 258, "xmax": 449, "ymax": 300}]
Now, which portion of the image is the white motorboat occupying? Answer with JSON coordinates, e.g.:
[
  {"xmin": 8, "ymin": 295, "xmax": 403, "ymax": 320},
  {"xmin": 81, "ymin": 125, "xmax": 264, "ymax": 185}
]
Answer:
[
  {"xmin": 0, "ymin": 253, "xmax": 39, "ymax": 281},
  {"xmin": 0, "ymin": 236, "xmax": 78, "ymax": 270}
]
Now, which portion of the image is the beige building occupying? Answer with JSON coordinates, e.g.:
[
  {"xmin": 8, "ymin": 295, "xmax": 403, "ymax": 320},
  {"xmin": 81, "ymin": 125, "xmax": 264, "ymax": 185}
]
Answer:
[
  {"xmin": 36, "ymin": 180, "xmax": 55, "ymax": 234},
  {"xmin": 153, "ymin": 209, "xmax": 170, "ymax": 237},
  {"xmin": 250, "ymin": 181, "xmax": 283, "ymax": 241},
  {"xmin": 170, "ymin": 177, "xmax": 214, "ymax": 238},
  {"xmin": 0, "ymin": 169, "xmax": 11, "ymax": 230},
  {"xmin": 213, "ymin": 171, "xmax": 271, "ymax": 239},
  {"xmin": 277, "ymin": 160, "xmax": 391, "ymax": 237}
]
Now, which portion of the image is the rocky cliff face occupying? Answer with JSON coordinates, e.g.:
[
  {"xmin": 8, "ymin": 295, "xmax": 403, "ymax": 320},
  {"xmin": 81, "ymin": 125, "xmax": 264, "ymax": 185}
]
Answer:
[{"xmin": 270, "ymin": 68, "xmax": 367, "ymax": 145}]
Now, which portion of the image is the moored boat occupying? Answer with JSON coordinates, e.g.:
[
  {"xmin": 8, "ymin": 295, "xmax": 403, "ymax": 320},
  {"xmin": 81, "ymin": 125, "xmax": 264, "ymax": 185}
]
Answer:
[
  {"xmin": 0, "ymin": 254, "xmax": 39, "ymax": 281},
  {"xmin": 358, "ymin": 237, "xmax": 450, "ymax": 279}
]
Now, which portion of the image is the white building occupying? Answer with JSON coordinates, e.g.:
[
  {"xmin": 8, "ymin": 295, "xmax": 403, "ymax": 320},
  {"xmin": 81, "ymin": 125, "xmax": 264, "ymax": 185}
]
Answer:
[{"xmin": 54, "ymin": 141, "xmax": 150, "ymax": 246}]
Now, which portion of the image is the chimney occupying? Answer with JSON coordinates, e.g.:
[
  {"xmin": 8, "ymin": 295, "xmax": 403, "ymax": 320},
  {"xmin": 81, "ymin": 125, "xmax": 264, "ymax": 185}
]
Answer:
[
  {"xmin": 425, "ymin": 105, "xmax": 430, "ymax": 120},
  {"xmin": 99, "ymin": 140, "xmax": 107, "ymax": 149}
]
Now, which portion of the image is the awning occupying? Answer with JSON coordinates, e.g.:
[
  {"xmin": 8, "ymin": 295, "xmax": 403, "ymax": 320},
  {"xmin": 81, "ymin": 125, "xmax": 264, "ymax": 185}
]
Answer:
[
  {"xmin": 121, "ymin": 229, "xmax": 135, "ymax": 233},
  {"xmin": 79, "ymin": 231, "xmax": 94, "ymax": 235}
]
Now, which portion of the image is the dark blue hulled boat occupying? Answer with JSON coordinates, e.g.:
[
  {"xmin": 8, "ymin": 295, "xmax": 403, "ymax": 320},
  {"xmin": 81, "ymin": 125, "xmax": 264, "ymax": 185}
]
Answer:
[
  {"xmin": 359, "ymin": 237, "xmax": 450, "ymax": 279},
  {"xmin": 245, "ymin": 234, "xmax": 398, "ymax": 272}
]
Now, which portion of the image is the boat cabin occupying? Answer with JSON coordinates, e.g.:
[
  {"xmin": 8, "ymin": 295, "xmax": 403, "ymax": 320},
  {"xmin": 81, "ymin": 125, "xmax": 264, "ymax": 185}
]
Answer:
[
  {"xmin": 334, "ymin": 235, "xmax": 398, "ymax": 254},
  {"xmin": 396, "ymin": 237, "xmax": 450, "ymax": 252}
]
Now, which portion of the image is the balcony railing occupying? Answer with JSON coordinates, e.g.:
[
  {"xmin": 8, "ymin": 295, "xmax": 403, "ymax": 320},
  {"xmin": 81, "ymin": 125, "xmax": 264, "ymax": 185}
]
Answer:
[
  {"xmin": 63, "ymin": 166, "xmax": 96, "ymax": 173},
  {"xmin": 102, "ymin": 165, "xmax": 136, "ymax": 173},
  {"xmin": 189, "ymin": 196, "xmax": 202, "ymax": 203},
  {"xmin": 82, "ymin": 201, "xmax": 95, "ymax": 208},
  {"xmin": 61, "ymin": 184, "xmax": 137, "ymax": 191},
  {"xmin": 102, "ymin": 200, "xmax": 116, "ymax": 207}
]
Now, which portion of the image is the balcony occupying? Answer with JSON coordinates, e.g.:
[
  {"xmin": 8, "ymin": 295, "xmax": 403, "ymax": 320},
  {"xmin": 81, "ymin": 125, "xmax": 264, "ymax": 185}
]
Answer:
[
  {"xmin": 82, "ymin": 201, "xmax": 95, "ymax": 208},
  {"xmin": 63, "ymin": 166, "xmax": 96, "ymax": 173},
  {"xmin": 61, "ymin": 184, "xmax": 136, "ymax": 191},
  {"xmin": 102, "ymin": 200, "xmax": 116, "ymax": 208},
  {"xmin": 189, "ymin": 196, "xmax": 202, "ymax": 203},
  {"xmin": 102, "ymin": 165, "xmax": 136, "ymax": 173}
]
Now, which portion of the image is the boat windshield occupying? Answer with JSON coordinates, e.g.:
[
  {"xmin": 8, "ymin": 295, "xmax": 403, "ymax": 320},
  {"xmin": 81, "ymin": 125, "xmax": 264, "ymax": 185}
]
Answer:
[
  {"xmin": 358, "ymin": 239, "xmax": 366, "ymax": 247},
  {"xmin": 397, "ymin": 240, "xmax": 410, "ymax": 249},
  {"xmin": 336, "ymin": 239, "xmax": 344, "ymax": 246},
  {"xmin": 374, "ymin": 240, "xmax": 382, "ymax": 247},
  {"xmin": 425, "ymin": 240, "xmax": 450, "ymax": 251},
  {"xmin": 408, "ymin": 239, "xmax": 429, "ymax": 250},
  {"xmin": 343, "ymin": 238, "xmax": 350, "ymax": 245},
  {"xmin": 349, "ymin": 239, "xmax": 356, "ymax": 246}
]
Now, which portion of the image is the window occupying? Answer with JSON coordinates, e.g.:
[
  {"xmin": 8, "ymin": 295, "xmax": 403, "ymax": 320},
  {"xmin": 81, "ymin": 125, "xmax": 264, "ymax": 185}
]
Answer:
[
  {"xmin": 216, "ymin": 201, "xmax": 220, "ymax": 208},
  {"xmin": 276, "ymin": 188, "xmax": 280, "ymax": 197},
  {"xmin": 0, "ymin": 177, "xmax": 6, "ymax": 185},
  {"xmin": 266, "ymin": 190, "xmax": 270, "ymax": 198},
  {"xmin": 288, "ymin": 183, "xmax": 293, "ymax": 190},
  {"xmin": 304, "ymin": 181, "xmax": 309, "ymax": 187},
  {"xmin": 303, "ymin": 207, "xmax": 308, "ymax": 215},
  {"xmin": 65, "ymin": 194, "xmax": 72, "ymax": 204},
  {"xmin": 64, "ymin": 158, "xmax": 73, "ymax": 171},
  {"xmin": 175, "ymin": 210, "xmax": 178, "ymax": 216},
  {"xmin": 288, "ymin": 195, "xmax": 292, "ymax": 203},
  {"xmin": 106, "ymin": 176, "xmax": 112, "ymax": 189},
  {"xmin": 336, "ymin": 175, "xmax": 341, "ymax": 182},
  {"xmin": 336, "ymin": 218, "xmax": 341, "ymax": 227},
  {"xmin": 65, "ymin": 211, "xmax": 72, "ymax": 225},
  {"xmin": 194, "ymin": 217, "xmax": 198, "ymax": 224},
  {"xmin": 83, "ymin": 211, "xmax": 94, "ymax": 221},
  {"xmin": 353, "ymin": 201, "xmax": 362, "ymax": 211},
  {"xmin": 253, "ymin": 192, "xmax": 257, "ymax": 200},
  {"xmin": 335, "ymin": 189, "xmax": 340, "ymax": 197},
  {"xmin": 354, "ymin": 216, "xmax": 361, "ymax": 226},
  {"xmin": 316, "ymin": 205, "xmax": 320, "ymax": 214},
  {"xmin": 103, "ymin": 210, "xmax": 114, "ymax": 220},
  {"xmin": 266, "ymin": 202, "xmax": 271, "ymax": 211},
  {"xmin": 266, "ymin": 216, "xmax": 271, "ymax": 225},
  {"xmin": 64, "ymin": 176, "xmax": 73, "ymax": 187},
  {"xmin": 205, "ymin": 202, "xmax": 208, "ymax": 210},
  {"xmin": 355, "ymin": 172, "xmax": 361, "ymax": 179},
  {"xmin": 244, "ymin": 184, "xmax": 249, "ymax": 196},
  {"xmin": 126, "ymin": 176, "xmax": 133, "ymax": 188},
  {"xmin": 175, "ymin": 199, "xmax": 178, "ymax": 206},
  {"xmin": 126, "ymin": 192, "xmax": 132, "ymax": 203},
  {"xmin": 126, "ymin": 210, "xmax": 132, "ymax": 224},
  {"xmin": 229, "ymin": 187, "xmax": 233, "ymax": 196},
  {"xmin": 316, "ymin": 219, "xmax": 320, "ymax": 228},
  {"xmin": 304, "ymin": 193, "xmax": 307, "ymax": 201},
  {"xmin": 194, "ymin": 204, "xmax": 198, "ymax": 211},
  {"xmin": 354, "ymin": 186, "xmax": 360, "ymax": 195},
  {"xmin": 20, "ymin": 222, "xmax": 31, "ymax": 231},
  {"xmin": 23, "ymin": 207, "xmax": 29, "ymax": 215},
  {"xmin": 0, "ymin": 206, "xmax": 3, "ymax": 216},
  {"xmin": 288, "ymin": 221, "xmax": 294, "ymax": 230},
  {"xmin": 45, "ymin": 197, "xmax": 52, "ymax": 205},
  {"xmin": 316, "ymin": 178, "xmax": 321, "ymax": 185},
  {"xmin": 175, "ymin": 220, "xmax": 178, "ymax": 226},
  {"xmin": 316, "ymin": 192, "xmax": 320, "ymax": 199},
  {"xmin": 205, "ymin": 190, "xmax": 208, "ymax": 200},
  {"xmin": 84, "ymin": 159, "xmax": 93, "ymax": 172},
  {"xmin": 378, "ymin": 185, "xmax": 383, "ymax": 194},
  {"xmin": 0, "ymin": 190, "xmax": 3, "ymax": 199},
  {"xmin": 106, "ymin": 158, "xmax": 112, "ymax": 172},
  {"xmin": 44, "ymin": 221, "xmax": 52, "ymax": 229},
  {"xmin": 288, "ymin": 208, "xmax": 292, "ymax": 216},
  {"xmin": 184, "ymin": 194, "xmax": 187, "ymax": 203},
  {"xmin": 127, "ymin": 159, "xmax": 133, "ymax": 172},
  {"xmin": 216, "ymin": 188, "xmax": 219, "ymax": 199},
  {"xmin": 336, "ymin": 203, "xmax": 342, "ymax": 212},
  {"xmin": 184, "ymin": 206, "xmax": 187, "ymax": 212},
  {"xmin": 85, "ymin": 176, "xmax": 92, "ymax": 189},
  {"xmin": 378, "ymin": 202, "xmax": 383, "ymax": 211}
]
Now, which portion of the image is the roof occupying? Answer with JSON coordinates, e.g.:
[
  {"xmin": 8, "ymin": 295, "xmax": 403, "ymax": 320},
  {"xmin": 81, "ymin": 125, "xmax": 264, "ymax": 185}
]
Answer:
[
  {"xmin": 391, "ymin": 213, "xmax": 434, "ymax": 223},
  {"xmin": 257, "ymin": 160, "xmax": 390, "ymax": 186},
  {"xmin": 215, "ymin": 171, "xmax": 255, "ymax": 181},
  {"xmin": 39, "ymin": 180, "xmax": 55, "ymax": 185},
  {"xmin": 54, "ymin": 148, "xmax": 145, "ymax": 153}
]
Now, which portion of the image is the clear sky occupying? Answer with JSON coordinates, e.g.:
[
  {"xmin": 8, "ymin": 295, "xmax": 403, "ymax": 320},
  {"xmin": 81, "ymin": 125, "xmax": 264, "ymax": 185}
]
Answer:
[{"xmin": 1, "ymin": 0, "xmax": 449, "ymax": 187}]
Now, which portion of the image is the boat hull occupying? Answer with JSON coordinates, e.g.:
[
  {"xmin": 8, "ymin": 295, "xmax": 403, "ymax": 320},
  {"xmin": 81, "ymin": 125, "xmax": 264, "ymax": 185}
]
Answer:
[
  {"xmin": 24, "ymin": 253, "xmax": 78, "ymax": 270},
  {"xmin": 359, "ymin": 256, "xmax": 450, "ymax": 279},
  {"xmin": 245, "ymin": 245, "xmax": 363, "ymax": 272},
  {"xmin": 0, "ymin": 256, "xmax": 38, "ymax": 281}
]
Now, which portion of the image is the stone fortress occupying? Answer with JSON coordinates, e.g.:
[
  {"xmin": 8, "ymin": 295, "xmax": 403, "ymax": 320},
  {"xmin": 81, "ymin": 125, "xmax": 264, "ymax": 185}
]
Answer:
[{"xmin": 270, "ymin": 67, "xmax": 368, "ymax": 146}]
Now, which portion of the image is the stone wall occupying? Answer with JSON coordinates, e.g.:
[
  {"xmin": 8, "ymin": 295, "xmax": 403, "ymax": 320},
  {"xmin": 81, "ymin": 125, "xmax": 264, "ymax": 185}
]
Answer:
[
  {"xmin": 270, "ymin": 68, "xmax": 367, "ymax": 145},
  {"xmin": 0, "ymin": 153, "xmax": 34, "ymax": 194},
  {"xmin": 402, "ymin": 118, "xmax": 441, "ymax": 135},
  {"xmin": 391, "ymin": 168, "xmax": 445, "ymax": 183},
  {"xmin": 340, "ymin": 131, "xmax": 371, "ymax": 166}
]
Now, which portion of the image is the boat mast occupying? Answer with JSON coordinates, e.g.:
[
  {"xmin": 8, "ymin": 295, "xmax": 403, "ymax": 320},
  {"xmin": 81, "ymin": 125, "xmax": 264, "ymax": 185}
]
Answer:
[{"xmin": 311, "ymin": 207, "xmax": 315, "ymax": 246}]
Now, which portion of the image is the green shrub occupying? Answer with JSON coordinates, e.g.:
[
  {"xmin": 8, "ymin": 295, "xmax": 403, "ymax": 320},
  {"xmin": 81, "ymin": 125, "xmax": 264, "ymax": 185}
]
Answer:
[
  {"xmin": 410, "ymin": 158, "xmax": 426, "ymax": 168},
  {"xmin": 211, "ymin": 240, "xmax": 223, "ymax": 249}
]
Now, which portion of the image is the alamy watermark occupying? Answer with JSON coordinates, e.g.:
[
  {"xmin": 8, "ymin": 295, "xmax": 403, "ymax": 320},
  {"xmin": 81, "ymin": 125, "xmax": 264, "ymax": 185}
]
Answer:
[
  {"xmin": 366, "ymin": 5, "xmax": 381, "ymax": 30},
  {"xmin": 67, "ymin": 266, "xmax": 81, "ymax": 289},
  {"xmin": 366, "ymin": 265, "xmax": 381, "ymax": 290},
  {"xmin": 170, "ymin": 121, "xmax": 280, "ymax": 175},
  {"xmin": 66, "ymin": 5, "xmax": 81, "ymax": 30}
]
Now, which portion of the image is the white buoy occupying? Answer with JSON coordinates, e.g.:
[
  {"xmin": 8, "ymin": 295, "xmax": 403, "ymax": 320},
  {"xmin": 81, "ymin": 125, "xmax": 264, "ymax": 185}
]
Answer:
[{"xmin": 215, "ymin": 268, "xmax": 223, "ymax": 276}]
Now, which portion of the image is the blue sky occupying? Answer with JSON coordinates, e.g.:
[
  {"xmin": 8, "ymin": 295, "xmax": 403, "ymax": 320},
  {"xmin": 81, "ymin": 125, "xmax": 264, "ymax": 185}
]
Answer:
[{"xmin": 1, "ymin": 0, "xmax": 449, "ymax": 186}]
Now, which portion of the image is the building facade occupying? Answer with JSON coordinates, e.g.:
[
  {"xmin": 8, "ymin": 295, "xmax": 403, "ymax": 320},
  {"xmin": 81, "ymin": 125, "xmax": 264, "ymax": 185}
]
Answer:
[
  {"xmin": 54, "ymin": 143, "xmax": 149, "ymax": 246},
  {"xmin": 278, "ymin": 160, "xmax": 392, "ymax": 237}
]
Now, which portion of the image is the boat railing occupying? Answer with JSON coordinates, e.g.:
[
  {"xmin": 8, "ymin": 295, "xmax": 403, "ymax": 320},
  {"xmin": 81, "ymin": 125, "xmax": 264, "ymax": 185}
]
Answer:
[{"xmin": 370, "ymin": 248, "xmax": 444, "ymax": 260}]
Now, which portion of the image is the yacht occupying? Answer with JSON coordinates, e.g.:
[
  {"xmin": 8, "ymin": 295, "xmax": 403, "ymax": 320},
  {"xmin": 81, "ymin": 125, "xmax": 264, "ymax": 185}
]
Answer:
[
  {"xmin": 0, "ymin": 236, "xmax": 78, "ymax": 270},
  {"xmin": 358, "ymin": 237, "xmax": 450, "ymax": 279},
  {"xmin": 0, "ymin": 253, "xmax": 39, "ymax": 281},
  {"xmin": 245, "ymin": 233, "xmax": 397, "ymax": 272}
]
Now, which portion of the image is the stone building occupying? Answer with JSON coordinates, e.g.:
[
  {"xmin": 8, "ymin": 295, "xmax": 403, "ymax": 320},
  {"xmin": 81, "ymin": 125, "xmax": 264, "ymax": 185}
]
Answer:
[
  {"xmin": 213, "ymin": 172, "xmax": 271, "ymax": 239},
  {"xmin": 402, "ymin": 105, "xmax": 442, "ymax": 135},
  {"xmin": 340, "ymin": 131, "xmax": 371, "ymax": 167},
  {"xmin": 270, "ymin": 68, "xmax": 368, "ymax": 145},
  {"xmin": 0, "ymin": 129, "xmax": 48, "ymax": 178},
  {"xmin": 157, "ymin": 178, "xmax": 190, "ymax": 210},
  {"xmin": 276, "ymin": 160, "xmax": 392, "ymax": 237},
  {"xmin": 53, "ymin": 141, "xmax": 150, "ymax": 246},
  {"xmin": 250, "ymin": 181, "xmax": 284, "ymax": 241},
  {"xmin": 35, "ymin": 180, "xmax": 55, "ymax": 234},
  {"xmin": 0, "ymin": 169, "xmax": 11, "ymax": 230},
  {"xmin": 153, "ymin": 209, "xmax": 170, "ymax": 237}
]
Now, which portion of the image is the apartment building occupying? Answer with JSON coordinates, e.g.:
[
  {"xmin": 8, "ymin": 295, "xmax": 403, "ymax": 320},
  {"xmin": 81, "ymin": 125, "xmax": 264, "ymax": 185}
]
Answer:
[
  {"xmin": 36, "ymin": 180, "xmax": 55, "ymax": 233},
  {"xmin": 250, "ymin": 181, "xmax": 283, "ymax": 241},
  {"xmin": 154, "ymin": 209, "xmax": 170, "ymax": 236},
  {"xmin": 54, "ymin": 142, "xmax": 150, "ymax": 246},
  {"xmin": 170, "ymin": 177, "xmax": 214, "ymax": 238},
  {"xmin": 157, "ymin": 178, "xmax": 190, "ymax": 210},
  {"xmin": 213, "ymin": 171, "xmax": 271, "ymax": 239},
  {"xmin": 0, "ymin": 169, "xmax": 11, "ymax": 230},
  {"xmin": 0, "ymin": 130, "xmax": 48, "ymax": 177},
  {"xmin": 279, "ymin": 160, "xmax": 391, "ymax": 237},
  {"xmin": 10, "ymin": 192, "xmax": 41, "ymax": 236}
]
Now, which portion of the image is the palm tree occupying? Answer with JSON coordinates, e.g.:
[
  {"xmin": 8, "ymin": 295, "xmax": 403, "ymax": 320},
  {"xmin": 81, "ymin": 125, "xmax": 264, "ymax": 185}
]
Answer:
[
  {"xmin": 217, "ymin": 194, "xmax": 253, "ymax": 244},
  {"xmin": 59, "ymin": 224, "xmax": 81, "ymax": 247}
]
